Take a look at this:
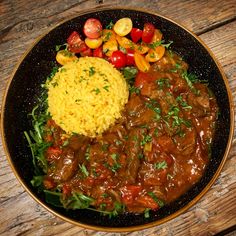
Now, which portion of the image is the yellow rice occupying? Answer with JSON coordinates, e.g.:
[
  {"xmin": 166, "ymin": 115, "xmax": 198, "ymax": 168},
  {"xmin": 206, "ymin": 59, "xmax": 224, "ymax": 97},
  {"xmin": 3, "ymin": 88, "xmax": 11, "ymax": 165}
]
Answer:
[{"xmin": 47, "ymin": 57, "xmax": 129, "ymax": 137}]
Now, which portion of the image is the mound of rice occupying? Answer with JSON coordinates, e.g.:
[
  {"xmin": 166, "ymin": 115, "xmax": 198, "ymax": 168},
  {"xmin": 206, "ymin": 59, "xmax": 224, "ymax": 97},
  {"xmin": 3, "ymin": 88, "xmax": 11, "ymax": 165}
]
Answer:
[{"xmin": 47, "ymin": 57, "xmax": 129, "ymax": 137}]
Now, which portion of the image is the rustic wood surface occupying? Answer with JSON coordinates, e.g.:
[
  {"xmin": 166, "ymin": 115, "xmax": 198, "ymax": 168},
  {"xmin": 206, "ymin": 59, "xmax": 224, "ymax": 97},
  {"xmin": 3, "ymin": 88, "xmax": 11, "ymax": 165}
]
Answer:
[{"xmin": 0, "ymin": 0, "xmax": 236, "ymax": 235}]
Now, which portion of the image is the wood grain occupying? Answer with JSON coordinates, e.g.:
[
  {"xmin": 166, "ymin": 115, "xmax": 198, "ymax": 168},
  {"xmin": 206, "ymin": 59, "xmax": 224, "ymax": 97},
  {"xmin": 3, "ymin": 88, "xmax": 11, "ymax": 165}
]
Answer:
[{"xmin": 0, "ymin": 0, "xmax": 236, "ymax": 235}]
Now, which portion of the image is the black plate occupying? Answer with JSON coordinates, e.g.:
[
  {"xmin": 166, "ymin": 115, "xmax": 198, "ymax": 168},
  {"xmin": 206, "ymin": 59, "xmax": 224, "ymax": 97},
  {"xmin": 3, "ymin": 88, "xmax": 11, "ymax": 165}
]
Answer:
[{"xmin": 1, "ymin": 8, "xmax": 234, "ymax": 232}]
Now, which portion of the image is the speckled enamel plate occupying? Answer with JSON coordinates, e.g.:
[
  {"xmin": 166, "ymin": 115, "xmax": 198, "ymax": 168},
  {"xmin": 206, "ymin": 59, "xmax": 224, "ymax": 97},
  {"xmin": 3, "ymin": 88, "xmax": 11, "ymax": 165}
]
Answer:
[{"xmin": 1, "ymin": 8, "xmax": 234, "ymax": 232}]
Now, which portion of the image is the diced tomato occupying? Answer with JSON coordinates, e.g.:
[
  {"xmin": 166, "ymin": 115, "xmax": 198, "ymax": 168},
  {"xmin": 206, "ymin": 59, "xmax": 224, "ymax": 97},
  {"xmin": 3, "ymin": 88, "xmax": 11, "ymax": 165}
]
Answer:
[
  {"xmin": 142, "ymin": 23, "xmax": 155, "ymax": 43},
  {"xmin": 136, "ymin": 195, "xmax": 159, "ymax": 209},
  {"xmin": 43, "ymin": 177, "xmax": 56, "ymax": 189},
  {"xmin": 80, "ymin": 46, "xmax": 92, "ymax": 57},
  {"xmin": 83, "ymin": 176, "xmax": 95, "ymax": 187},
  {"xmin": 67, "ymin": 31, "xmax": 87, "ymax": 53},
  {"xmin": 134, "ymin": 71, "xmax": 153, "ymax": 88},
  {"xmin": 126, "ymin": 49, "xmax": 135, "ymax": 65},
  {"xmin": 110, "ymin": 50, "xmax": 127, "ymax": 68},
  {"xmin": 93, "ymin": 46, "xmax": 104, "ymax": 58},
  {"xmin": 130, "ymin": 28, "xmax": 143, "ymax": 43},
  {"xmin": 95, "ymin": 164, "xmax": 112, "ymax": 181},
  {"xmin": 62, "ymin": 184, "xmax": 72, "ymax": 196},
  {"xmin": 44, "ymin": 134, "xmax": 53, "ymax": 142},
  {"xmin": 83, "ymin": 18, "xmax": 103, "ymax": 39},
  {"xmin": 120, "ymin": 185, "xmax": 142, "ymax": 205},
  {"xmin": 46, "ymin": 146, "xmax": 62, "ymax": 161}
]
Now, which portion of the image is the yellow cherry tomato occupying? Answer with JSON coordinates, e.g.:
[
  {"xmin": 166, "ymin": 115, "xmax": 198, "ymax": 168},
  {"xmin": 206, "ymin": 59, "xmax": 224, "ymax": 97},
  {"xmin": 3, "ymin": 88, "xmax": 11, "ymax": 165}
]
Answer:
[
  {"xmin": 113, "ymin": 18, "xmax": 133, "ymax": 36},
  {"xmin": 145, "ymin": 46, "xmax": 165, "ymax": 62},
  {"xmin": 134, "ymin": 52, "xmax": 150, "ymax": 72},
  {"xmin": 56, "ymin": 50, "xmax": 78, "ymax": 65},
  {"xmin": 102, "ymin": 39, "xmax": 118, "ymax": 56},
  {"xmin": 101, "ymin": 29, "xmax": 116, "ymax": 42},
  {"xmin": 134, "ymin": 43, "xmax": 149, "ymax": 54},
  {"xmin": 116, "ymin": 35, "xmax": 134, "ymax": 49},
  {"xmin": 150, "ymin": 29, "xmax": 163, "ymax": 43},
  {"xmin": 85, "ymin": 37, "xmax": 103, "ymax": 49}
]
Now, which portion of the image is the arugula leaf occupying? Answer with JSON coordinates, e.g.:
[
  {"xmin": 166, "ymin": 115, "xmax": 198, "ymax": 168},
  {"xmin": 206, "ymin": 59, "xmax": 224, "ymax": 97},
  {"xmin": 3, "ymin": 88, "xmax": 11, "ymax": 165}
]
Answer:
[
  {"xmin": 122, "ymin": 67, "xmax": 138, "ymax": 82},
  {"xmin": 148, "ymin": 192, "xmax": 165, "ymax": 207},
  {"xmin": 30, "ymin": 175, "xmax": 44, "ymax": 187}
]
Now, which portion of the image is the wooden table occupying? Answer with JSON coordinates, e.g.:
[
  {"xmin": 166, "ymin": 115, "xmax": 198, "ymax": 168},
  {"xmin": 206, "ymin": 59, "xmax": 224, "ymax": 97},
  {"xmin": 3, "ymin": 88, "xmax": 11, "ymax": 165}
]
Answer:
[{"xmin": 0, "ymin": 0, "xmax": 236, "ymax": 235}]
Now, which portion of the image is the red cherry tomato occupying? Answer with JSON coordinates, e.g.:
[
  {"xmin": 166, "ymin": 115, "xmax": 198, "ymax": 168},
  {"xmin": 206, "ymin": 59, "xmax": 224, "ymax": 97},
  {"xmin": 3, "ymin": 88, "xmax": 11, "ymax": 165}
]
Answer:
[
  {"xmin": 142, "ymin": 23, "xmax": 155, "ymax": 43},
  {"xmin": 83, "ymin": 18, "xmax": 103, "ymax": 39},
  {"xmin": 126, "ymin": 49, "xmax": 135, "ymax": 65},
  {"xmin": 110, "ymin": 50, "xmax": 127, "ymax": 68},
  {"xmin": 67, "ymin": 31, "xmax": 87, "ymax": 53},
  {"xmin": 80, "ymin": 46, "xmax": 92, "ymax": 57},
  {"xmin": 93, "ymin": 46, "xmax": 104, "ymax": 58},
  {"xmin": 130, "ymin": 28, "xmax": 143, "ymax": 43}
]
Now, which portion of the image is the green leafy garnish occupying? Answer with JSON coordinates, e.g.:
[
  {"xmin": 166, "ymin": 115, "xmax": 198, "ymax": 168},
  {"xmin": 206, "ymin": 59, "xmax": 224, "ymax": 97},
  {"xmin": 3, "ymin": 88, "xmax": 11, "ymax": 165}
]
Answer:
[
  {"xmin": 148, "ymin": 192, "xmax": 165, "ymax": 207},
  {"xmin": 154, "ymin": 161, "xmax": 167, "ymax": 170}
]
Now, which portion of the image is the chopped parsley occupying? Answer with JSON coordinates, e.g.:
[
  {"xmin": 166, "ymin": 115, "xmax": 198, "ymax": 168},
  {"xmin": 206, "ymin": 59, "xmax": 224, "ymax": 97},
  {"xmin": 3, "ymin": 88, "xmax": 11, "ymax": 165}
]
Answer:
[
  {"xmin": 89, "ymin": 67, "xmax": 96, "ymax": 76},
  {"xmin": 154, "ymin": 161, "xmax": 167, "ymax": 170}
]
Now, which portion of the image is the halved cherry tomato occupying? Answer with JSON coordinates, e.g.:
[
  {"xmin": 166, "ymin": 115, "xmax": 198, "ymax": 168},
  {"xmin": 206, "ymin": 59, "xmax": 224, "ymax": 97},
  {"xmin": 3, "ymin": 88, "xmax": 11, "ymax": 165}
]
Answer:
[
  {"xmin": 110, "ymin": 50, "xmax": 127, "ymax": 68},
  {"xmin": 56, "ymin": 50, "xmax": 78, "ymax": 65},
  {"xmin": 134, "ymin": 52, "xmax": 150, "ymax": 72},
  {"xmin": 116, "ymin": 35, "xmax": 134, "ymax": 49},
  {"xmin": 85, "ymin": 37, "xmax": 103, "ymax": 49},
  {"xmin": 67, "ymin": 31, "xmax": 87, "ymax": 53},
  {"xmin": 134, "ymin": 43, "xmax": 149, "ymax": 54},
  {"xmin": 113, "ymin": 18, "xmax": 132, "ymax": 36},
  {"xmin": 145, "ymin": 46, "xmax": 165, "ymax": 62},
  {"xmin": 103, "ymin": 39, "xmax": 118, "ymax": 56},
  {"xmin": 101, "ymin": 29, "xmax": 116, "ymax": 42},
  {"xmin": 142, "ymin": 22, "xmax": 155, "ymax": 43},
  {"xmin": 126, "ymin": 49, "xmax": 135, "ymax": 65},
  {"xmin": 150, "ymin": 29, "xmax": 163, "ymax": 43},
  {"xmin": 93, "ymin": 46, "xmax": 104, "ymax": 58},
  {"xmin": 130, "ymin": 28, "xmax": 143, "ymax": 43},
  {"xmin": 80, "ymin": 46, "xmax": 92, "ymax": 57},
  {"xmin": 83, "ymin": 18, "xmax": 102, "ymax": 39}
]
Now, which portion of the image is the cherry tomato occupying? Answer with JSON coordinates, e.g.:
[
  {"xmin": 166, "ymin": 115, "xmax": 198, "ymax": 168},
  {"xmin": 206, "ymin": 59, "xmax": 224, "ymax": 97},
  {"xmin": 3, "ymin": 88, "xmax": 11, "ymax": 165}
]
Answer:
[
  {"xmin": 83, "ymin": 18, "xmax": 102, "ymax": 39},
  {"xmin": 67, "ymin": 31, "xmax": 87, "ymax": 53},
  {"xmin": 134, "ymin": 52, "xmax": 150, "ymax": 72},
  {"xmin": 113, "ymin": 18, "xmax": 133, "ymax": 36},
  {"xmin": 142, "ymin": 22, "xmax": 155, "ymax": 43},
  {"xmin": 101, "ymin": 29, "xmax": 116, "ymax": 42},
  {"xmin": 103, "ymin": 39, "xmax": 118, "ymax": 56},
  {"xmin": 56, "ymin": 50, "xmax": 78, "ymax": 65},
  {"xmin": 145, "ymin": 46, "xmax": 165, "ymax": 62},
  {"xmin": 110, "ymin": 50, "xmax": 127, "ymax": 68},
  {"xmin": 85, "ymin": 37, "xmax": 103, "ymax": 49},
  {"xmin": 116, "ymin": 35, "xmax": 134, "ymax": 49},
  {"xmin": 130, "ymin": 28, "xmax": 143, "ymax": 43},
  {"xmin": 80, "ymin": 46, "xmax": 92, "ymax": 57},
  {"xmin": 93, "ymin": 46, "xmax": 104, "ymax": 58},
  {"xmin": 150, "ymin": 29, "xmax": 163, "ymax": 43},
  {"xmin": 126, "ymin": 49, "xmax": 135, "ymax": 65}
]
